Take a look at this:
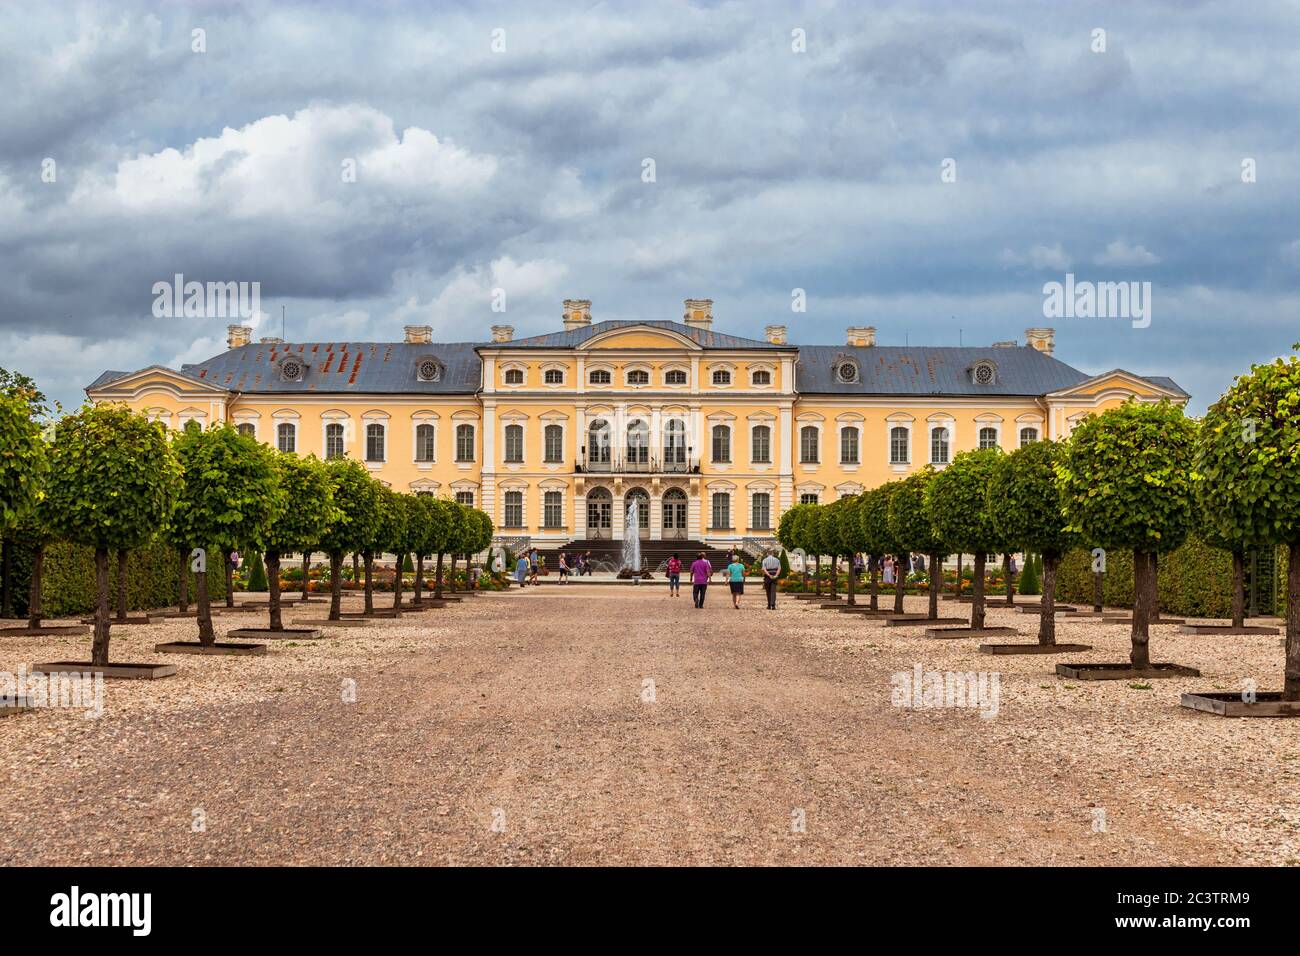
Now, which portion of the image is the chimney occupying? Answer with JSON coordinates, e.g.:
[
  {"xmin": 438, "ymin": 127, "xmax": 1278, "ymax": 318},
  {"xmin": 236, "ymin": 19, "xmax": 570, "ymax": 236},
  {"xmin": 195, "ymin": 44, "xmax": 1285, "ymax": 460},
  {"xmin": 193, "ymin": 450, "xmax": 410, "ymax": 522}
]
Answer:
[
  {"xmin": 1024, "ymin": 328, "xmax": 1055, "ymax": 356},
  {"xmin": 491, "ymin": 324, "xmax": 514, "ymax": 343},
  {"xmin": 404, "ymin": 325, "xmax": 432, "ymax": 345},
  {"xmin": 683, "ymin": 298, "xmax": 713, "ymax": 330},
  {"xmin": 562, "ymin": 299, "xmax": 592, "ymax": 332},
  {"xmin": 764, "ymin": 324, "xmax": 787, "ymax": 345},
  {"xmin": 227, "ymin": 324, "xmax": 253, "ymax": 349},
  {"xmin": 846, "ymin": 326, "xmax": 876, "ymax": 347},
  {"xmin": 259, "ymin": 336, "xmax": 284, "ymax": 345}
]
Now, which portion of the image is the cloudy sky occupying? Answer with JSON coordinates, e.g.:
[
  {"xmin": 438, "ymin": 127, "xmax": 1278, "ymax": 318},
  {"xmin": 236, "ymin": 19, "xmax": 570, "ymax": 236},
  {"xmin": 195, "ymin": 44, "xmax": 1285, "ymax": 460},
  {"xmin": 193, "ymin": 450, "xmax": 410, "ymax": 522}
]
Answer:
[{"xmin": 2, "ymin": 0, "xmax": 1297, "ymax": 413}]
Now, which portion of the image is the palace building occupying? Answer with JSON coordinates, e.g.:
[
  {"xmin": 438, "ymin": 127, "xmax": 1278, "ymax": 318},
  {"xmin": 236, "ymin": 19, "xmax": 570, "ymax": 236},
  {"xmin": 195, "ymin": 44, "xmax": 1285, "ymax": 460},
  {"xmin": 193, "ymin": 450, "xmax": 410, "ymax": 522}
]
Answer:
[{"xmin": 87, "ymin": 298, "xmax": 1187, "ymax": 548}]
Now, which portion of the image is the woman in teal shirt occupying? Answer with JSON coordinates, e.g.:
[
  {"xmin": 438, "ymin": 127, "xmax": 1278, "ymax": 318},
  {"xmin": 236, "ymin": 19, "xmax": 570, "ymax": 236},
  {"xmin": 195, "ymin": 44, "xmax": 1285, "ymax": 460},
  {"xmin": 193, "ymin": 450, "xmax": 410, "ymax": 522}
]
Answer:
[{"xmin": 726, "ymin": 555, "xmax": 747, "ymax": 609}]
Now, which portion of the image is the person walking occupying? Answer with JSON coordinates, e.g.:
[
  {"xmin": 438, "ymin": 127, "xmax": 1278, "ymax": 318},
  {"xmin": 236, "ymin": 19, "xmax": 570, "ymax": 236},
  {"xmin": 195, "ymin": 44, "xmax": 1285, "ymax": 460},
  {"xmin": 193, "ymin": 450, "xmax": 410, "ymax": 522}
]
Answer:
[
  {"xmin": 558, "ymin": 552, "xmax": 569, "ymax": 584},
  {"xmin": 690, "ymin": 552, "xmax": 712, "ymax": 608},
  {"xmin": 883, "ymin": 555, "xmax": 895, "ymax": 586},
  {"xmin": 666, "ymin": 553, "xmax": 682, "ymax": 597},
  {"xmin": 761, "ymin": 549, "xmax": 782, "ymax": 610},
  {"xmin": 530, "ymin": 552, "xmax": 543, "ymax": 585},
  {"xmin": 726, "ymin": 554, "xmax": 747, "ymax": 609},
  {"xmin": 514, "ymin": 553, "xmax": 529, "ymax": 588}
]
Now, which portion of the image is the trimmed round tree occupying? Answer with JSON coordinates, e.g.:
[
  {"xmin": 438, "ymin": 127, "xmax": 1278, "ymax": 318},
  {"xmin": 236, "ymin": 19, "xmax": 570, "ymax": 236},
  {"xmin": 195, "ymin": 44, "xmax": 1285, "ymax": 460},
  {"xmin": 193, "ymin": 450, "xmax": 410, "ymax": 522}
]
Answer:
[
  {"xmin": 827, "ymin": 496, "xmax": 863, "ymax": 605},
  {"xmin": 390, "ymin": 493, "xmax": 424, "ymax": 609},
  {"xmin": 0, "ymin": 381, "xmax": 50, "ymax": 618},
  {"xmin": 464, "ymin": 508, "xmax": 494, "ymax": 586},
  {"xmin": 859, "ymin": 484, "xmax": 898, "ymax": 611},
  {"xmin": 427, "ymin": 497, "xmax": 461, "ymax": 597},
  {"xmin": 926, "ymin": 448, "xmax": 1006, "ymax": 630},
  {"xmin": 318, "ymin": 459, "xmax": 381, "ymax": 621},
  {"xmin": 988, "ymin": 440, "xmax": 1078, "ymax": 645},
  {"xmin": 1195, "ymin": 352, "xmax": 1300, "ymax": 697},
  {"xmin": 359, "ymin": 486, "xmax": 406, "ymax": 614},
  {"xmin": 777, "ymin": 502, "xmax": 816, "ymax": 589},
  {"xmin": 263, "ymin": 453, "xmax": 336, "ymax": 630},
  {"xmin": 44, "ymin": 405, "xmax": 180, "ymax": 664},
  {"xmin": 889, "ymin": 469, "xmax": 948, "ymax": 620},
  {"xmin": 409, "ymin": 493, "xmax": 438, "ymax": 603},
  {"xmin": 803, "ymin": 505, "xmax": 832, "ymax": 596},
  {"xmin": 445, "ymin": 502, "xmax": 473, "ymax": 593},
  {"xmin": 1058, "ymin": 400, "xmax": 1197, "ymax": 669},
  {"xmin": 171, "ymin": 423, "xmax": 282, "ymax": 644}
]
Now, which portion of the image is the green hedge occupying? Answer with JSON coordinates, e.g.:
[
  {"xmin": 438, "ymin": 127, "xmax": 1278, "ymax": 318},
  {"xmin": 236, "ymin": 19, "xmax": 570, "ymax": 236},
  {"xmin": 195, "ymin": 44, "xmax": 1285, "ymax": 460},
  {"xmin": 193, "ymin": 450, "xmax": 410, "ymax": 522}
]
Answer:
[
  {"xmin": 1056, "ymin": 536, "xmax": 1287, "ymax": 618},
  {"xmin": 6, "ymin": 539, "xmax": 227, "ymax": 618}
]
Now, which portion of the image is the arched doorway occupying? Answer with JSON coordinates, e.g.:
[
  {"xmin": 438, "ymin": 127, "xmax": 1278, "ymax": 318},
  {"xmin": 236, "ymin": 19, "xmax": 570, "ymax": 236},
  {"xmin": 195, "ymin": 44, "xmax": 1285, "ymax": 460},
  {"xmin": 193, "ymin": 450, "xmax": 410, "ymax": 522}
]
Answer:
[
  {"xmin": 587, "ymin": 487, "xmax": 612, "ymax": 538},
  {"xmin": 625, "ymin": 487, "xmax": 650, "ymax": 539},
  {"xmin": 662, "ymin": 487, "xmax": 688, "ymax": 539}
]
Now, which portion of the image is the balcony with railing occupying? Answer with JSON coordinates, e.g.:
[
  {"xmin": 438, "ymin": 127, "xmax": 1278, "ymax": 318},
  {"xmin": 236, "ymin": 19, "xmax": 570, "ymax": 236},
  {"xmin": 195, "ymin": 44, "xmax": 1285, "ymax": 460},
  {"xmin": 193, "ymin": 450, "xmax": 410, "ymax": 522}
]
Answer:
[{"xmin": 576, "ymin": 449, "xmax": 698, "ymax": 474}]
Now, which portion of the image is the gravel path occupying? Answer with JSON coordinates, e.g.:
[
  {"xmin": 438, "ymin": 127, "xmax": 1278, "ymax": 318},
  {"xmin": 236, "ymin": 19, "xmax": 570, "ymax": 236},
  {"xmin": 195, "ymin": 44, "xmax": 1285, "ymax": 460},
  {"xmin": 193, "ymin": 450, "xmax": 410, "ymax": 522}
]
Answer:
[{"xmin": 0, "ymin": 585, "xmax": 1295, "ymax": 865}]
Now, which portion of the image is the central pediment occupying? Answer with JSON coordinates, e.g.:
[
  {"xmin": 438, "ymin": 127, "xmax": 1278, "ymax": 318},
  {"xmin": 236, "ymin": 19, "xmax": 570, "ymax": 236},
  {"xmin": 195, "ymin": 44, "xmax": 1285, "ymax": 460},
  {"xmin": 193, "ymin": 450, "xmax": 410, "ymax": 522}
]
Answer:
[{"xmin": 583, "ymin": 325, "xmax": 702, "ymax": 350}]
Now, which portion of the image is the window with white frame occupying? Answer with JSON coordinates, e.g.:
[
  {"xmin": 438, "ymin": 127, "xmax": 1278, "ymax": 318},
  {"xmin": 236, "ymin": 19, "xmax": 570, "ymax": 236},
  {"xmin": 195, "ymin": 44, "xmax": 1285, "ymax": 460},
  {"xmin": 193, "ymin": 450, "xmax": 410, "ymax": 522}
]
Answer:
[
  {"xmin": 751, "ymin": 424, "xmax": 771, "ymax": 463},
  {"xmin": 276, "ymin": 422, "xmax": 296, "ymax": 453},
  {"xmin": 543, "ymin": 491, "xmax": 563, "ymax": 529},
  {"xmin": 930, "ymin": 426, "xmax": 950, "ymax": 464},
  {"xmin": 627, "ymin": 369, "xmax": 650, "ymax": 386},
  {"xmin": 455, "ymin": 423, "xmax": 475, "ymax": 461},
  {"xmin": 503, "ymin": 490, "xmax": 523, "ymax": 528},
  {"xmin": 504, "ymin": 424, "xmax": 524, "ymax": 463},
  {"xmin": 365, "ymin": 423, "xmax": 386, "ymax": 461},
  {"xmin": 544, "ymin": 424, "xmax": 563, "ymax": 463},
  {"xmin": 751, "ymin": 369, "xmax": 771, "ymax": 386},
  {"xmin": 1019, "ymin": 426, "xmax": 1040, "ymax": 446},
  {"xmin": 799, "ymin": 493, "xmax": 819, "ymax": 505},
  {"xmin": 415, "ymin": 423, "xmax": 435, "ymax": 461},
  {"xmin": 711, "ymin": 424, "xmax": 731, "ymax": 463},
  {"xmin": 840, "ymin": 426, "xmax": 860, "ymax": 464},
  {"xmin": 889, "ymin": 426, "xmax": 909, "ymax": 464},
  {"xmin": 800, "ymin": 425, "xmax": 819, "ymax": 463},
  {"xmin": 978, "ymin": 426, "xmax": 999, "ymax": 450},
  {"xmin": 236, "ymin": 422, "xmax": 256, "ymax": 438},
  {"xmin": 504, "ymin": 368, "xmax": 524, "ymax": 385},
  {"xmin": 711, "ymin": 492, "xmax": 731, "ymax": 529},
  {"xmin": 751, "ymin": 492, "xmax": 771, "ymax": 530},
  {"xmin": 589, "ymin": 368, "xmax": 611, "ymax": 385},
  {"xmin": 664, "ymin": 419, "xmax": 687, "ymax": 464},
  {"xmin": 544, "ymin": 368, "xmax": 564, "ymax": 385},
  {"xmin": 665, "ymin": 369, "xmax": 687, "ymax": 385},
  {"xmin": 712, "ymin": 369, "xmax": 731, "ymax": 386},
  {"xmin": 455, "ymin": 491, "xmax": 474, "ymax": 506},
  {"xmin": 326, "ymin": 423, "xmax": 345, "ymax": 459},
  {"xmin": 626, "ymin": 420, "xmax": 649, "ymax": 463}
]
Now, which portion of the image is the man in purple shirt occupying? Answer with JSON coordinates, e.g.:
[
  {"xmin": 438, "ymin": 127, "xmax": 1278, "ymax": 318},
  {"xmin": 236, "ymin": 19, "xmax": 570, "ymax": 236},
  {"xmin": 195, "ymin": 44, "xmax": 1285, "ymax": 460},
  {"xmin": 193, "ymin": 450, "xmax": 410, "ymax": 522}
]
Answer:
[{"xmin": 690, "ymin": 553, "xmax": 712, "ymax": 608}]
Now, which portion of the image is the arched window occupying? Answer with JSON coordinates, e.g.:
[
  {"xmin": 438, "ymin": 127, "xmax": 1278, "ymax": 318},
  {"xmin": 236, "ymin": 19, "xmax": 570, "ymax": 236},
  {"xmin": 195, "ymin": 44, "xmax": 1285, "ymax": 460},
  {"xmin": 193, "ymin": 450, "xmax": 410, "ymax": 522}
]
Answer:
[
  {"xmin": 890, "ymin": 426, "xmax": 909, "ymax": 464},
  {"xmin": 365, "ymin": 423, "xmax": 385, "ymax": 462},
  {"xmin": 1019, "ymin": 427, "xmax": 1040, "ymax": 446},
  {"xmin": 664, "ymin": 419, "xmax": 687, "ymax": 467},
  {"xmin": 544, "ymin": 368, "xmax": 564, "ymax": 385},
  {"xmin": 415, "ymin": 423, "xmax": 435, "ymax": 461},
  {"xmin": 626, "ymin": 487, "xmax": 650, "ymax": 530},
  {"xmin": 455, "ymin": 423, "xmax": 475, "ymax": 462},
  {"xmin": 751, "ymin": 424, "xmax": 771, "ymax": 463},
  {"xmin": 236, "ymin": 422, "xmax": 256, "ymax": 439},
  {"xmin": 627, "ymin": 369, "xmax": 650, "ymax": 386},
  {"xmin": 662, "ymin": 487, "xmax": 688, "ymax": 535},
  {"xmin": 503, "ymin": 490, "xmax": 524, "ymax": 528},
  {"xmin": 504, "ymin": 368, "xmax": 524, "ymax": 385},
  {"xmin": 665, "ymin": 369, "xmax": 687, "ymax": 385},
  {"xmin": 712, "ymin": 369, "xmax": 731, "ymax": 386},
  {"xmin": 276, "ymin": 422, "xmax": 296, "ymax": 453},
  {"xmin": 931, "ymin": 426, "xmax": 950, "ymax": 464},
  {"xmin": 325, "ymin": 423, "xmax": 345, "ymax": 460},
  {"xmin": 751, "ymin": 492, "xmax": 771, "ymax": 530},
  {"xmin": 626, "ymin": 420, "xmax": 649, "ymax": 464},
  {"xmin": 751, "ymin": 369, "xmax": 772, "ymax": 386},
  {"xmin": 711, "ymin": 424, "xmax": 731, "ymax": 463},
  {"xmin": 589, "ymin": 369, "xmax": 611, "ymax": 385},
  {"xmin": 840, "ymin": 426, "xmax": 860, "ymax": 464},
  {"xmin": 588, "ymin": 419, "xmax": 611, "ymax": 465},
  {"xmin": 800, "ymin": 425, "xmax": 819, "ymax": 464},
  {"xmin": 544, "ymin": 424, "xmax": 563, "ymax": 463},
  {"xmin": 504, "ymin": 424, "xmax": 524, "ymax": 463},
  {"xmin": 978, "ymin": 426, "xmax": 999, "ymax": 450},
  {"xmin": 711, "ymin": 492, "xmax": 731, "ymax": 529}
]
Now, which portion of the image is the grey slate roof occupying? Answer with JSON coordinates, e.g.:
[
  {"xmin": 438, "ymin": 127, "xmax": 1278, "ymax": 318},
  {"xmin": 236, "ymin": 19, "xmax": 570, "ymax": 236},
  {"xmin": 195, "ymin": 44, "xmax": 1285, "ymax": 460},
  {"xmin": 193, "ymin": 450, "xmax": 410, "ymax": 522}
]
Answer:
[
  {"xmin": 795, "ymin": 345, "xmax": 1093, "ymax": 395},
  {"xmin": 506, "ymin": 320, "xmax": 786, "ymax": 350},
  {"xmin": 175, "ymin": 341, "xmax": 485, "ymax": 395}
]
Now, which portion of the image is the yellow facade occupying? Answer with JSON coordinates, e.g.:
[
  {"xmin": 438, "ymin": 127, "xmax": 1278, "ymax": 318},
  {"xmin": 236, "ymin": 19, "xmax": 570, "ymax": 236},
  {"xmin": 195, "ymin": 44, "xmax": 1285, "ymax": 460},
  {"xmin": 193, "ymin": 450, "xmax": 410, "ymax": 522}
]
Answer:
[{"xmin": 87, "ymin": 302, "xmax": 1185, "ymax": 547}]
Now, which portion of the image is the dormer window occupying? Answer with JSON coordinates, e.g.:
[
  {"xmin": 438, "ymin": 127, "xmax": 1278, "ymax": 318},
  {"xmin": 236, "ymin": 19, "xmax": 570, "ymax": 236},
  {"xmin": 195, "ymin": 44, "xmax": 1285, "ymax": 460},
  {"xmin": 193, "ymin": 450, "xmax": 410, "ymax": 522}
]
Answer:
[
  {"xmin": 837, "ymin": 361, "xmax": 858, "ymax": 384},
  {"xmin": 279, "ymin": 356, "xmax": 305, "ymax": 382},
  {"xmin": 971, "ymin": 361, "xmax": 997, "ymax": 386},
  {"xmin": 416, "ymin": 358, "xmax": 442, "ymax": 383}
]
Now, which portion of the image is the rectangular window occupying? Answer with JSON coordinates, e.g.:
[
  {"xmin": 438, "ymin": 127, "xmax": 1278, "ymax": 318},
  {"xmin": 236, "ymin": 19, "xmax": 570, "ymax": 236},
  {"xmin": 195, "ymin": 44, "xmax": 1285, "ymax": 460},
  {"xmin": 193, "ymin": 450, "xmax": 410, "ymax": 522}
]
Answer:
[
  {"xmin": 326, "ymin": 423, "xmax": 345, "ymax": 460},
  {"xmin": 931, "ymin": 427, "xmax": 950, "ymax": 465},
  {"xmin": 751, "ymin": 425, "xmax": 771, "ymax": 463},
  {"xmin": 455, "ymin": 491, "xmax": 474, "ymax": 507},
  {"xmin": 365, "ymin": 424, "xmax": 385, "ymax": 462},
  {"xmin": 543, "ymin": 491, "xmax": 563, "ymax": 529},
  {"xmin": 277, "ymin": 422, "xmax": 296, "ymax": 453},
  {"xmin": 751, "ymin": 492, "xmax": 771, "ymax": 530},
  {"xmin": 456, "ymin": 425, "xmax": 475, "ymax": 462},
  {"xmin": 544, "ymin": 424, "xmax": 563, "ymax": 463},
  {"xmin": 504, "ymin": 490, "xmax": 523, "ymax": 528},
  {"xmin": 889, "ymin": 426, "xmax": 909, "ymax": 465},
  {"xmin": 711, "ymin": 492, "xmax": 731, "ymax": 529},
  {"xmin": 712, "ymin": 426, "xmax": 730, "ymax": 463},
  {"xmin": 799, "ymin": 493, "xmax": 819, "ymax": 505},
  {"xmin": 840, "ymin": 427, "xmax": 859, "ymax": 464},
  {"xmin": 415, "ymin": 424, "xmax": 436, "ymax": 462},
  {"xmin": 504, "ymin": 424, "xmax": 523, "ymax": 463},
  {"xmin": 800, "ymin": 426, "xmax": 819, "ymax": 463}
]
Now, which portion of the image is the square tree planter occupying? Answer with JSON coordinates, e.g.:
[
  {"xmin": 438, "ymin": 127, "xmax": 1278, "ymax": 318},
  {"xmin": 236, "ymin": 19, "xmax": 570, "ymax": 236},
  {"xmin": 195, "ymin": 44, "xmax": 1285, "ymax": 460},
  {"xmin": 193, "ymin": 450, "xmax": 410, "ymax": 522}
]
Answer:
[
  {"xmin": 1178, "ymin": 623, "xmax": 1280, "ymax": 636},
  {"xmin": 79, "ymin": 615, "xmax": 153, "ymax": 625},
  {"xmin": 1101, "ymin": 616, "xmax": 1187, "ymax": 626},
  {"xmin": 0, "ymin": 624, "xmax": 91, "ymax": 636},
  {"xmin": 339, "ymin": 609, "xmax": 402, "ymax": 619},
  {"xmin": 154, "ymin": 641, "xmax": 268, "ymax": 656},
  {"xmin": 225, "ymin": 628, "xmax": 324, "ymax": 641},
  {"xmin": 885, "ymin": 616, "xmax": 967, "ymax": 627},
  {"xmin": 292, "ymin": 617, "xmax": 370, "ymax": 627},
  {"xmin": 926, "ymin": 626, "xmax": 1019, "ymax": 639},
  {"xmin": 836, "ymin": 606, "xmax": 896, "ymax": 615},
  {"xmin": 1055, "ymin": 662, "xmax": 1200, "ymax": 680},
  {"xmin": 31, "ymin": 661, "xmax": 176, "ymax": 680},
  {"xmin": 1016, "ymin": 606, "xmax": 1077, "ymax": 615},
  {"xmin": 1181, "ymin": 692, "xmax": 1300, "ymax": 717},
  {"xmin": 979, "ymin": 642, "xmax": 1093, "ymax": 655}
]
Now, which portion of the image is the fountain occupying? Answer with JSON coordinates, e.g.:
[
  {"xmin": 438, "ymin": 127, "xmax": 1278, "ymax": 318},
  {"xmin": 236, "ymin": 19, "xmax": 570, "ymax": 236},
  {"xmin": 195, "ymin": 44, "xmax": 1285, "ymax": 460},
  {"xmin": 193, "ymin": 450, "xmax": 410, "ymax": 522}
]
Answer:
[{"xmin": 618, "ymin": 499, "xmax": 650, "ymax": 580}]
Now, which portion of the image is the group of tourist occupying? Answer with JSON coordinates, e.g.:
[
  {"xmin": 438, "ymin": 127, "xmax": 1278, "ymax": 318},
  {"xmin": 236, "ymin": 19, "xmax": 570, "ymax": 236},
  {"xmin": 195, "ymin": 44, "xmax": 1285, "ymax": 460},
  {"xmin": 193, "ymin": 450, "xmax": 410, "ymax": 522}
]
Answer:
[
  {"xmin": 519, "ymin": 549, "xmax": 599, "ymax": 585},
  {"xmin": 666, "ymin": 550, "xmax": 783, "ymax": 611}
]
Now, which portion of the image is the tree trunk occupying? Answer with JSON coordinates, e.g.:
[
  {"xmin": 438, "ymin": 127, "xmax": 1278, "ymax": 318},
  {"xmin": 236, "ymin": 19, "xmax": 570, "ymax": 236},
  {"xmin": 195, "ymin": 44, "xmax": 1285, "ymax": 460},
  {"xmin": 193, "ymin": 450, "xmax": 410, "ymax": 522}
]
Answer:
[
  {"xmin": 176, "ymin": 547, "xmax": 188, "ymax": 612},
  {"xmin": 266, "ymin": 550, "xmax": 283, "ymax": 631},
  {"xmin": 969, "ymin": 553, "xmax": 987, "ymax": 630},
  {"xmin": 27, "ymin": 543, "xmax": 44, "ymax": 629},
  {"xmin": 1039, "ymin": 552, "xmax": 1059, "ymax": 646},
  {"xmin": 1004, "ymin": 552, "xmax": 1016, "ymax": 605},
  {"xmin": 195, "ymin": 555, "xmax": 216, "ymax": 645},
  {"xmin": 1231, "ymin": 551, "xmax": 1245, "ymax": 629},
  {"xmin": 1130, "ymin": 549, "xmax": 1153, "ymax": 669},
  {"xmin": 352, "ymin": 552, "xmax": 360, "ymax": 586},
  {"xmin": 828, "ymin": 556, "xmax": 837, "ymax": 598},
  {"xmin": 845, "ymin": 554, "xmax": 856, "ymax": 605},
  {"xmin": 224, "ymin": 551, "xmax": 235, "ymax": 608},
  {"xmin": 414, "ymin": 554, "xmax": 424, "ymax": 603},
  {"xmin": 393, "ymin": 553, "xmax": 406, "ymax": 609},
  {"xmin": 434, "ymin": 553, "xmax": 445, "ymax": 599},
  {"xmin": 814, "ymin": 556, "xmax": 821, "ymax": 595},
  {"xmin": 928, "ymin": 553, "xmax": 943, "ymax": 620},
  {"xmin": 1093, "ymin": 568, "xmax": 1104, "ymax": 612},
  {"xmin": 92, "ymin": 547, "xmax": 111, "ymax": 665},
  {"xmin": 1, "ymin": 537, "xmax": 12, "ymax": 618},
  {"xmin": 1284, "ymin": 541, "xmax": 1300, "ymax": 701},
  {"xmin": 955, "ymin": 553, "xmax": 963, "ymax": 597},
  {"xmin": 893, "ymin": 554, "xmax": 906, "ymax": 614},
  {"xmin": 114, "ymin": 547, "xmax": 129, "ymax": 622},
  {"xmin": 869, "ymin": 556, "xmax": 879, "ymax": 610},
  {"xmin": 449, "ymin": 553, "xmax": 459, "ymax": 593},
  {"xmin": 301, "ymin": 552, "xmax": 311, "ymax": 602},
  {"xmin": 329, "ymin": 551, "xmax": 343, "ymax": 621},
  {"xmin": 363, "ymin": 551, "xmax": 374, "ymax": 613}
]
